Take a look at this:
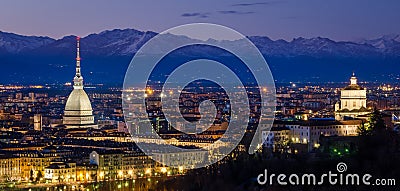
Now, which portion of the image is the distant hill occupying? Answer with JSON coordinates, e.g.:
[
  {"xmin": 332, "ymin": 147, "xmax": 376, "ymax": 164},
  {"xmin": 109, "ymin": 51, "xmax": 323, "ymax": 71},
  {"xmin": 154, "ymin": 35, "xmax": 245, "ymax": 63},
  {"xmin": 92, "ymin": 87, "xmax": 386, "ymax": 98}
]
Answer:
[{"xmin": 0, "ymin": 29, "xmax": 399, "ymax": 85}]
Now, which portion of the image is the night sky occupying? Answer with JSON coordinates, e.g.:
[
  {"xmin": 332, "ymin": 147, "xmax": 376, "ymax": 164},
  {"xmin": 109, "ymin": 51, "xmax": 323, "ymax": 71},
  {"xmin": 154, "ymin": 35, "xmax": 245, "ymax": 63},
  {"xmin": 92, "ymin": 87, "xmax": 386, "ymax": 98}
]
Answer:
[{"xmin": 0, "ymin": 0, "xmax": 399, "ymax": 41}]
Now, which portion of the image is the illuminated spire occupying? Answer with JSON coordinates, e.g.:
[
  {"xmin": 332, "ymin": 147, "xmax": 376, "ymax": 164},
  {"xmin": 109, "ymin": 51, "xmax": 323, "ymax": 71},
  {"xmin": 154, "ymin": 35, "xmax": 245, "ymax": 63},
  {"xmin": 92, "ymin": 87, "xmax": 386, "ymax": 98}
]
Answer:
[
  {"xmin": 73, "ymin": 36, "xmax": 83, "ymax": 89},
  {"xmin": 76, "ymin": 36, "xmax": 81, "ymax": 77},
  {"xmin": 350, "ymin": 72, "xmax": 357, "ymax": 85}
]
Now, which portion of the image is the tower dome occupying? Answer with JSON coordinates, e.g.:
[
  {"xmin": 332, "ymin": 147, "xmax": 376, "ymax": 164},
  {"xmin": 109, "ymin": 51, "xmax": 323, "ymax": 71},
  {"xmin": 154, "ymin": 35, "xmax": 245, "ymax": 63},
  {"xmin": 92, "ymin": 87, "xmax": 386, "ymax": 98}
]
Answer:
[
  {"xmin": 65, "ymin": 89, "xmax": 92, "ymax": 113},
  {"xmin": 344, "ymin": 72, "xmax": 363, "ymax": 90},
  {"xmin": 63, "ymin": 37, "xmax": 97, "ymax": 129}
]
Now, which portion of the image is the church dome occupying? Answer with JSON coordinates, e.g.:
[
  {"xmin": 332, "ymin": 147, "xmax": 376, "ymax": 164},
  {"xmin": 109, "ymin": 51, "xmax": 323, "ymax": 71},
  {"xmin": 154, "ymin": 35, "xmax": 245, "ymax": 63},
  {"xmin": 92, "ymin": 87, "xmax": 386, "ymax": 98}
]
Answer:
[
  {"xmin": 344, "ymin": 73, "xmax": 364, "ymax": 90},
  {"xmin": 343, "ymin": 84, "xmax": 363, "ymax": 90},
  {"xmin": 65, "ymin": 89, "xmax": 93, "ymax": 111}
]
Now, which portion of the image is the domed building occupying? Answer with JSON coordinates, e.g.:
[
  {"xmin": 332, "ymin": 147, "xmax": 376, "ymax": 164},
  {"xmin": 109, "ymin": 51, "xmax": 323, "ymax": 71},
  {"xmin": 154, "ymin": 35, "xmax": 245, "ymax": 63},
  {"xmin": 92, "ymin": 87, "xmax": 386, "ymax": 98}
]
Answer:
[
  {"xmin": 63, "ymin": 37, "xmax": 97, "ymax": 129},
  {"xmin": 335, "ymin": 73, "xmax": 370, "ymax": 120}
]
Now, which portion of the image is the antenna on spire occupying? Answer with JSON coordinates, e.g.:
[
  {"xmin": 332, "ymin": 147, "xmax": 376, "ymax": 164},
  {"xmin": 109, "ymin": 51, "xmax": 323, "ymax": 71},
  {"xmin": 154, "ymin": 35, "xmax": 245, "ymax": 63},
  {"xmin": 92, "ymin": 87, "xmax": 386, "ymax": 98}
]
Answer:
[
  {"xmin": 73, "ymin": 36, "xmax": 83, "ymax": 89},
  {"xmin": 75, "ymin": 36, "xmax": 81, "ymax": 77}
]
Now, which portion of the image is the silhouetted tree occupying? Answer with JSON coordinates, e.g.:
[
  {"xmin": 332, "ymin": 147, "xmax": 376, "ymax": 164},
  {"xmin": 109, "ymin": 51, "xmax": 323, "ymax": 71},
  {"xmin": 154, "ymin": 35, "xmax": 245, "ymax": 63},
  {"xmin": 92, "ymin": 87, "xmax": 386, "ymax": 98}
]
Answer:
[
  {"xmin": 36, "ymin": 170, "xmax": 43, "ymax": 182},
  {"xmin": 29, "ymin": 169, "xmax": 34, "ymax": 182},
  {"xmin": 369, "ymin": 108, "xmax": 386, "ymax": 133},
  {"xmin": 358, "ymin": 120, "xmax": 372, "ymax": 136}
]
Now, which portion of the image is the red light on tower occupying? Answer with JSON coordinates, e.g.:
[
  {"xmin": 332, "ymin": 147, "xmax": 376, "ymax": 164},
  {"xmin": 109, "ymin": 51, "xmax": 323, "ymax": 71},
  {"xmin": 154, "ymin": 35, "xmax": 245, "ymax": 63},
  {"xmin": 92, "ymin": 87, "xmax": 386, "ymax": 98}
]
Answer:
[{"xmin": 76, "ymin": 36, "xmax": 80, "ymax": 41}]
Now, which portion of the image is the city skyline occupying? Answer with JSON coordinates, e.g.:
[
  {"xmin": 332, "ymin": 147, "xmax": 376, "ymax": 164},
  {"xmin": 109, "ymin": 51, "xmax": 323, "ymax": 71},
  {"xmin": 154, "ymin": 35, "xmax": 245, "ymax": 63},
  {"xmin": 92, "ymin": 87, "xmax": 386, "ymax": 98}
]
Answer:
[{"xmin": 0, "ymin": 2, "xmax": 399, "ymax": 190}]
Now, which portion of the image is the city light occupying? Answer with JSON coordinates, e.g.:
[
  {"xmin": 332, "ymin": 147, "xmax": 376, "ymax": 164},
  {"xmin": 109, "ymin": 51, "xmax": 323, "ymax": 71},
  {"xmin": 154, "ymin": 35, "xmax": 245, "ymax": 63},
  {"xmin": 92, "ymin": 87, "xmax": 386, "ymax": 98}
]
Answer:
[
  {"xmin": 145, "ymin": 169, "xmax": 152, "ymax": 174},
  {"xmin": 0, "ymin": 6, "xmax": 397, "ymax": 190}
]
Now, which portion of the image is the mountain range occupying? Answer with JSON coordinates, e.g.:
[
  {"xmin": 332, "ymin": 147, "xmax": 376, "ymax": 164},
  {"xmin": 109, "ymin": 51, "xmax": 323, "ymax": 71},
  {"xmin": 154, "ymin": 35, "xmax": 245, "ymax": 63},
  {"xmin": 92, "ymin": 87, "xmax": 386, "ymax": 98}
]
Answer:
[{"xmin": 0, "ymin": 29, "xmax": 399, "ymax": 85}]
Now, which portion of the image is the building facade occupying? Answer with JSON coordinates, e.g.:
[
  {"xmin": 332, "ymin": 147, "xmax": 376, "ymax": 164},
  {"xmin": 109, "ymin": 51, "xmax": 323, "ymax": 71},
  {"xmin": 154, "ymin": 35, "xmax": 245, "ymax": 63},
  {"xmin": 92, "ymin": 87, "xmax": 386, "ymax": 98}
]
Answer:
[
  {"xmin": 262, "ymin": 120, "xmax": 361, "ymax": 151},
  {"xmin": 335, "ymin": 73, "xmax": 369, "ymax": 120},
  {"xmin": 89, "ymin": 150, "xmax": 155, "ymax": 181},
  {"xmin": 0, "ymin": 156, "xmax": 21, "ymax": 182},
  {"xmin": 44, "ymin": 162, "xmax": 76, "ymax": 183}
]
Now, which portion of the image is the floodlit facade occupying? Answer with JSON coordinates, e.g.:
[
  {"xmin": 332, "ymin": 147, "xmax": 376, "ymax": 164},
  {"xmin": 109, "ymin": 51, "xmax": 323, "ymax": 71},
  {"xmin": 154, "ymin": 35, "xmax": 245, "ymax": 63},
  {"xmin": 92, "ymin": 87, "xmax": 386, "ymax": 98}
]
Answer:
[
  {"xmin": 152, "ymin": 150, "xmax": 208, "ymax": 169},
  {"xmin": 44, "ymin": 162, "xmax": 76, "ymax": 183},
  {"xmin": 89, "ymin": 151, "xmax": 155, "ymax": 180},
  {"xmin": 0, "ymin": 157, "xmax": 21, "ymax": 182},
  {"xmin": 335, "ymin": 73, "xmax": 369, "ymax": 120},
  {"xmin": 262, "ymin": 120, "xmax": 361, "ymax": 151},
  {"xmin": 19, "ymin": 152, "xmax": 55, "ymax": 182}
]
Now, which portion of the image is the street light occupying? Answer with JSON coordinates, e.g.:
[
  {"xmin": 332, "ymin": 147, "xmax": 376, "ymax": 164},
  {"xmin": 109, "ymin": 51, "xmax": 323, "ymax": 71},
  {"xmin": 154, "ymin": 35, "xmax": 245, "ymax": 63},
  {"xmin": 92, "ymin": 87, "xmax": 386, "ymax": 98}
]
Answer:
[{"xmin": 160, "ymin": 167, "xmax": 167, "ymax": 174}]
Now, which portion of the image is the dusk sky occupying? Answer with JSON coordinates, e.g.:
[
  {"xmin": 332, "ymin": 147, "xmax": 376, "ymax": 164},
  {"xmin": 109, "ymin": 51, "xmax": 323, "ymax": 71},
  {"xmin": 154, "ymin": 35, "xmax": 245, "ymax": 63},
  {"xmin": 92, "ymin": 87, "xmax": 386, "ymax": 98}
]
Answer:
[{"xmin": 0, "ymin": 0, "xmax": 399, "ymax": 41}]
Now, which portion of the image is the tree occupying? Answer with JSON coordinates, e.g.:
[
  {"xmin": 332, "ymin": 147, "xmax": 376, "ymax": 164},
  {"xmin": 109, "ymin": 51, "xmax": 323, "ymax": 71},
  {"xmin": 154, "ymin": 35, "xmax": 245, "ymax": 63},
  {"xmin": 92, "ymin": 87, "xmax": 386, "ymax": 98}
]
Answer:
[
  {"xmin": 356, "ymin": 108, "xmax": 398, "ymax": 167},
  {"xmin": 358, "ymin": 120, "xmax": 372, "ymax": 136},
  {"xmin": 358, "ymin": 109, "xmax": 386, "ymax": 136},
  {"xmin": 29, "ymin": 169, "xmax": 35, "ymax": 182},
  {"xmin": 36, "ymin": 170, "xmax": 43, "ymax": 182},
  {"xmin": 369, "ymin": 108, "xmax": 386, "ymax": 133}
]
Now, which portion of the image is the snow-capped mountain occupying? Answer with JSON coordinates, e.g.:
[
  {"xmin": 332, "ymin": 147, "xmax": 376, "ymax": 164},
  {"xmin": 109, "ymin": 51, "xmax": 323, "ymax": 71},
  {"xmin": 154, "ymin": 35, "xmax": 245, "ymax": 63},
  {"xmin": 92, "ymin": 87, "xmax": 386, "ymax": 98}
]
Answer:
[
  {"xmin": 61, "ymin": 29, "xmax": 156, "ymax": 56},
  {"xmin": 28, "ymin": 29, "xmax": 157, "ymax": 56},
  {"xmin": 0, "ymin": 31, "xmax": 55, "ymax": 54},
  {"xmin": 0, "ymin": 28, "xmax": 399, "ymax": 84},
  {"xmin": 248, "ymin": 36, "xmax": 382, "ymax": 58},
  {"xmin": 357, "ymin": 34, "xmax": 400, "ymax": 54},
  {"xmin": 1, "ymin": 28, "xmax": 398, "ymax": 57}
]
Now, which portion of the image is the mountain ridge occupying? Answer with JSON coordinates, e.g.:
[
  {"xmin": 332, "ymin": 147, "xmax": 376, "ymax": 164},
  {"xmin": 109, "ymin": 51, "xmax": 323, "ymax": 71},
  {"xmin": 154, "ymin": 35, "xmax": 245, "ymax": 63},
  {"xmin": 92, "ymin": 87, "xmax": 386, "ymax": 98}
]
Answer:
[
  {"xmin": 2, "ymin": 29, "xmax": 399, "ymax": 56},
  {"xmin": 0, "ymin": 29, "xmax": 399, "ymax": 84}
]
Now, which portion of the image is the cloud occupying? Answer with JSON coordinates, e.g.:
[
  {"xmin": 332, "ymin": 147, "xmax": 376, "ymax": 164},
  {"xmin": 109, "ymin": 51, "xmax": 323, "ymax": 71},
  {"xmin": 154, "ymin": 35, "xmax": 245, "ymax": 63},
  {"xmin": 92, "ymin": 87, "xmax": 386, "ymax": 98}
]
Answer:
[
  {"xmin": 181, "ymin": 12, "xmax": 210, "ymax": 18},
  {"xmin": 181, "ymin": 8, "xmax": 258, "ymax": 18},
  {"xmin": 218, "ymin": 10, "xmax": 254, "ymax": 15}
]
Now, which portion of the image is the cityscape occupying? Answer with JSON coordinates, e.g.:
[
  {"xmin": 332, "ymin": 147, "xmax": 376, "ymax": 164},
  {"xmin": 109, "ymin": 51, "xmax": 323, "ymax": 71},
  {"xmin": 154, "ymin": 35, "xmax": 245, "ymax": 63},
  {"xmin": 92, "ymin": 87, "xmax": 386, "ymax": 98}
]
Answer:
[
  {"xmin": 0, "ymin": 37, "xmax": 398, "ymax": 189},
  {"xmin": 1, "ymin": 1, "xmax": 400, "ymax": 191}
]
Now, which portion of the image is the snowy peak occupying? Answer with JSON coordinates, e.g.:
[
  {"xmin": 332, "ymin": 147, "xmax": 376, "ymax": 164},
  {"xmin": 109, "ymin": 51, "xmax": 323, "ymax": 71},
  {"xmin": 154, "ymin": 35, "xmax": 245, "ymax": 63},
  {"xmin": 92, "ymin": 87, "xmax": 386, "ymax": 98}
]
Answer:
[
  {"xmin": 0, "ymin": 29, "xmax": 399, "ymax": 84},
  {"xmin": 0, "ymin": 31, "xmax": 55, "ymax": 53},
  {"xmin": 0, "ymin": 29, "xmax": 399, "ymax": 57},
  {"xmin": 358, "ymin": 34, "xmax": 400, "ymax": 54},
  {"xmin": 79, "ymin": 29, "xmax": 157, "ymax": 56}
]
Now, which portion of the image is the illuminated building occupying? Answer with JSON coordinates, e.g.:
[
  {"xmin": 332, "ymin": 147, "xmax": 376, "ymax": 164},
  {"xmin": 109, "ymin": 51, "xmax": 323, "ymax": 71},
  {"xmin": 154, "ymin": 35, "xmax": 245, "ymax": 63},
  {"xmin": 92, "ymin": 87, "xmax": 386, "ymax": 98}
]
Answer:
[
  {"xmin": 69, "ymin": 132, "xmax": 131, "ymax": 142},
  {"xmin": 152, "ymin": 150, "xmax": 207, "ymax": 169},
  {"xmin": 262, "ymin": 126, "xmax": 290, "ymax": 152},
  {"xmin": 335, "ymin": 73, "xmax": 369, "ymax": 120},
  {"xmin": 89, "ymin": 150, "xmax": 154, "ymax": 181},
  {"xmin": 0, "ymin": 156, "xmax": 21, "ymax": 182},
  {"xmin": 264, "ymin": 120, "xmax": 361, "ymax": 151},
  {"xmin": 33, "ymin": 114, "xmax": 42, "ymax": 131},
  {"xmin": 18, "ymin": 152, "xmax": 55, "ymax": 181},
  {"xmin": 76, "ymin": 164, "xmax": 98, "ymax": 182},
  {"xmin": 44, "ymin": 162, "xmax": 76, "ymax": 183},
  {"xmin": 63, "ymin": 37, "xmax": 97, "ymax": 129}
]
